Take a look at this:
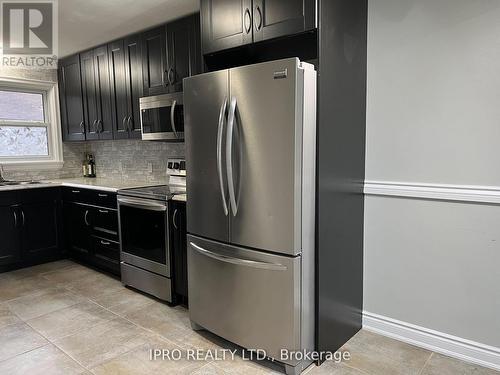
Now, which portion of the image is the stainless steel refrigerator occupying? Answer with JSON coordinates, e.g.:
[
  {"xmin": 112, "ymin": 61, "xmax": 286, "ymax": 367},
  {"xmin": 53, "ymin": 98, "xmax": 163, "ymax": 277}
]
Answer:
[{"xmin": 184, "ymin": 58, "xmax": 316, "ymax": 375}]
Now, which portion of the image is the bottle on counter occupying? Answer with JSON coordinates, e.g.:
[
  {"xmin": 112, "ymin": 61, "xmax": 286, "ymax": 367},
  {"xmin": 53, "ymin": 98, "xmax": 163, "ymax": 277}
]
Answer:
[
  {"xmin": 82, "ymin": 153, "xmax": 90, "ymax": 177},
  {"xmin": 87, "ymin": 153, "xmax": 96, "ymax": 178}
]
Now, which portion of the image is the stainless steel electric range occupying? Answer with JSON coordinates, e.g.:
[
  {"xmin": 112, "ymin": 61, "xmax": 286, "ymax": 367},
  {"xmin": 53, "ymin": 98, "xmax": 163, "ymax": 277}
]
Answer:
[{"xmin": 117, "ymin": 159, "xmax": 186, "ymax": 302}]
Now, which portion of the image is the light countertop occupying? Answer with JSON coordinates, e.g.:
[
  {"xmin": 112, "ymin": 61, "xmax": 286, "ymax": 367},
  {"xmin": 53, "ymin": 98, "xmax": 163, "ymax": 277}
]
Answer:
[{"xmin": 0, "ymin": 177, "xmax": 187, "ymax": 201}]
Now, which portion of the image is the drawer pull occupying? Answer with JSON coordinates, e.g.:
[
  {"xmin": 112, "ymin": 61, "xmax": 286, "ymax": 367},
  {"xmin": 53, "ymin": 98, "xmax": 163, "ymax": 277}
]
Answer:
[
  {"xmin": 98, "ymin": 194, "xmax": 108, "ymax": 197},
  {"xmin": 71, "ymin": 190, "xmax": 81, "ymax": 193},
  {"xmin": 98, "ymin": 209, "xmax": 109, "ymax": 214},
  {"xmin": 100, "ymin": 240, "xmax": 111, "ymax": 246}
]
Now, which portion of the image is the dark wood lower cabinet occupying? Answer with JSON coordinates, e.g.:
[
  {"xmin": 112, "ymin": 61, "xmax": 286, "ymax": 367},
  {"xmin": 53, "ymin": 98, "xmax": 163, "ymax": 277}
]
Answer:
[
  {"xmin": 0, "ymin": 205, "xmax": 21, "ymax": 266},
  {"xmin": 63, "ymin": 188, "xmax": 120, "ymax": 276},
  {"xmin": 171, "ymin": 201, "xmax": 187, "ymax": 300},
  {"xmin": 0, "ymin": 188, "xmax": 62, "ymax": 271}
]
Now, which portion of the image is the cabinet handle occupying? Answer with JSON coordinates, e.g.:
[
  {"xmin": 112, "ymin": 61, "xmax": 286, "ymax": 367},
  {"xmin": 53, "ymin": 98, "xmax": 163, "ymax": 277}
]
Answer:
[
  {"xmin": 20, "ymin": 209, "xmax": 25, "ymax": 227},
  {"xmin": 98, "ymin": 209, "xmax": 109, "ymax": 214},
  {"xmin": 167, "ymin": 67, "xmax": 175, "ymax": 85},
  {"xmin": 98, "ymin": 119, "xmax": 103, "ymax": 133},
  {"xmin": 92, "ymin": 119, "xmax": 98, "ymax": 133},
  {"xmin": 127, "ymin": 116, "xmax": 132, "ymax": 131},
  {"xmin": 13, "ymin": 209, "xmax": 18, "ymax": 228},
  {"xmin": 162, "ymin": 69, "xmax": 166, "ymax": 87},
  {"xmin": 173, "ymin": 208, "xmax": 178, "ymax": 229},
  {"xmin": 79, "ymin": 121, "xmax": 85, "ymax": 133},
  {"xmin": 84, "ymin": 210, "xmax": 90, "ymax": 226},
  {"xmin": 71, "ymin": 190, "xmax": 81, "ymax": 193},
  {"xmin": 122, "ymin": 116, "xmax": 128, "ymax": 131},
  {"xmin": 100, "ymin": 240, "xmax": 111, "ymax": 246},
  {"xmin": 244, "ymin": 8, "xmax": 252, "ymax": 34},
  {"xmin": 254, "ymin": 5, "xmax": 262, "ymax": 31},
  {"xmin": 98, "ymin": 193, "xmax": 108, "ymax": 198}
]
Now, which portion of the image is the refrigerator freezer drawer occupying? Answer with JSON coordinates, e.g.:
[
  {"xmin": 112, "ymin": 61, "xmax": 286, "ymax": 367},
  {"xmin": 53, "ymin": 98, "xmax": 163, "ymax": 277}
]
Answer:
[{"xmin": 187, "ymin": 235, "xmax": 301, "ymax": 364}]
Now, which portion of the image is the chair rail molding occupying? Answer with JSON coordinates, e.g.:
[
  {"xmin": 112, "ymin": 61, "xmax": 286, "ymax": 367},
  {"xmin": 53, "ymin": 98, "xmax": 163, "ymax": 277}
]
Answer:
[{"xmin": 364, "ymin": 180, "xmax": 500, "ymax": 205}]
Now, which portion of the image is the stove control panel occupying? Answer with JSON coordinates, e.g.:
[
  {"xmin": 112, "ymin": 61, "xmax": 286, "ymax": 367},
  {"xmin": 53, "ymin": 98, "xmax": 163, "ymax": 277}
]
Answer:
[{"xmin": 167, "ymin": 158, "xmax": 186, "ymax": 177}]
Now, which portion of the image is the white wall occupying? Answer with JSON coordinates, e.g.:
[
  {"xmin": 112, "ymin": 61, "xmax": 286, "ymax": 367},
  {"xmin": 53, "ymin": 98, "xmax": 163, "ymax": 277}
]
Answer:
[{"xmin": 365, "ymin": 0, "xmax": 500, "ymax": 357}]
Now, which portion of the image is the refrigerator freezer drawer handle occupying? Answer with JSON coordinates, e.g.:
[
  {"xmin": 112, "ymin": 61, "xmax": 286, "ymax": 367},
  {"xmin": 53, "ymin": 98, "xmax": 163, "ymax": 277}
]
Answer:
[
  {"xmin": 217, "ymin": 97, "xmax": 229, "ymax": 216},
  {"xmin": 226, "ymin": 97, "xmax": 238, "ymax": 216},
  {"xmin": 190, "ymin": 242, "xmax": 287, "ymax": 271}
]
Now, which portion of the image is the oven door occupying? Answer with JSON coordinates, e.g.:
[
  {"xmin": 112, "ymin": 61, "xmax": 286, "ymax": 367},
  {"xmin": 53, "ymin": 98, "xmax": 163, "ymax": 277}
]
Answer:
[
  {"xmin": 140, "ymin": 93, "xmax": 184, "ymax": 141},
  {"xmin": 117, "ymin": 196, "xmax": 170, "ymax": 277}
]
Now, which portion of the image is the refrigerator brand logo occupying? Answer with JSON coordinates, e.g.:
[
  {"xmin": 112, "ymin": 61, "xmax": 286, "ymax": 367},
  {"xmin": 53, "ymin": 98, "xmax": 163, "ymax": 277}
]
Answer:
[
  {"xmin": 1, "ymin": 0, "xmax": 58, "ymax": 69},
  {"xmin": 273, "ymin": 68, "xmax": 288, "ymax": 79}
]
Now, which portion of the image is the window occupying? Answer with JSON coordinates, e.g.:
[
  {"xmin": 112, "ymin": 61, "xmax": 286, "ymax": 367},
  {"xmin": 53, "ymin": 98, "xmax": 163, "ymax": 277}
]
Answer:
[{"xmin": 0, "ymin": 78, "xmax": 63, "ymax": 170}]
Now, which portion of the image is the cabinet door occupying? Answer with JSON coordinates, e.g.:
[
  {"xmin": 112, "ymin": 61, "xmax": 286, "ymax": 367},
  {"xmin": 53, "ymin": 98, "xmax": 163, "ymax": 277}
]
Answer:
[
  {"xmin": 124, "ymin": 34, "xmax": 143, "ymax": 139},
  {"xmin": 201, "ymin": 0, "xmax": 253, "ymax": 55},
  {"xmin": 142, "ymin": 26, "xmax": 168, "ymax": 96},
  {"xmin": 93, "ymin": 46, "xmax": 113, "ymax": 140},
  {"xmin": 0, "ymin": 206, "xmax": 20, "ymax": 266},
  {"xmin": 20, "ymin": 201, "xmax": 60, "ymax": 261},
  {"xmin": 108, "ymin": 40, "xmax": 130, "ymax": 140},
  {"xmin": 65, "ymin": 202, "xmax": 92, "ymax": 260},
  {"xmin": 166, "ymin": 14, "xmax": 201, "ymax": 93},
  {"xmin": 80, "ymin": 50, "xmax": 99, "ymax": 140},
  {"xmin": 171, "ymin": 202, "xmax": 187, "ymax": 297},
  {"xmin": 58, "ymin": 55, "xmax": 85, "ymax": 141},
  {"xmin": 253, "ymin": 0, "xmax": 317, "ymax": 42}
]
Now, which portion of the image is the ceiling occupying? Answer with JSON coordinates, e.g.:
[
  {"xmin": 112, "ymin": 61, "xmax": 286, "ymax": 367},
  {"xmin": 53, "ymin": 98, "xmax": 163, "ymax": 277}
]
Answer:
[{"xmin": 58, "ymin": 0, "xmax": 199, "ymax": 57}]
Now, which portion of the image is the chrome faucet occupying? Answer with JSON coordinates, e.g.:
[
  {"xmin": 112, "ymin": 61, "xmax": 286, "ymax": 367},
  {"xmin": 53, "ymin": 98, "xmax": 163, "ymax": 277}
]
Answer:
[{"xmin": 0, "ymin": 164, "xmax": 5, "ymax": 183}]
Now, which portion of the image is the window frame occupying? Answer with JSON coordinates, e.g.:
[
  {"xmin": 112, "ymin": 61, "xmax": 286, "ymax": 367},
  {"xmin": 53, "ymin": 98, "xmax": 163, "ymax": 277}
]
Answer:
[{"xmin": 0, "ymin": 77, "xmax": 63, "ymax": 171}]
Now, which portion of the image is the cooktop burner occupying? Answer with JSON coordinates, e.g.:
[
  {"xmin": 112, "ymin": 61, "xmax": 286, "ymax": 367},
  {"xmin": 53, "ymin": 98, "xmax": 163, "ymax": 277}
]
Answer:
[{"xmin": 117, "ymin": 184, "xmax": 186, "ymax": 201}]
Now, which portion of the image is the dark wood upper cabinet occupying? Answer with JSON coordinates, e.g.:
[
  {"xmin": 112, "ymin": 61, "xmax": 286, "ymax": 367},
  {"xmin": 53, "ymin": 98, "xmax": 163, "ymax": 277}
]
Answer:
[
  {"xmin": 58, "ymin": 55, "xmax": 85, "ymax": 141},
  {"xmin": 142, "ymin": 26, "xmax": 168, "ymax": 96},
  {"xmin": 201, "ymin": 0, "xmax": 317, "ymax": 54},
  {"xmin": 124, "ymin": 35, "xmax": 143, "ymax": 138},
  {"xmin": 108, "ymin": 35, "xmax": 143, "ymax": 140},
  {"xmin": 201, "ymin": 0, "xmax": 253, "ymax": 55},
  {"xmin": 252, "ymin": 0, "xmax": 317, "ymax": 42},
  {"xmin": 81, "ymin": 47, "xmax": 113, "ymax": 141},
  {"xmin": 166, "ymin": 14, "xmax": 202, "ymax": 93}
]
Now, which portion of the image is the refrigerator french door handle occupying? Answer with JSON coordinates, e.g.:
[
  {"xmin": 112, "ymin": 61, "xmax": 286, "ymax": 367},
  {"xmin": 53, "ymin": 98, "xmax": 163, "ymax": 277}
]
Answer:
[
  {"xmin": 170, "ymin": 100, "xmax": 178, "ymax": 138},
  {"xmin": 217, "ymin": 97, "xmax": 229, "ymax": 216},
  {"xmin": 190, "ymin": 242, "xmax": 287, "ymax": 271},
  {"xmin": 226, "ymin": 97, "xmax": 238, "ymax": 216}
]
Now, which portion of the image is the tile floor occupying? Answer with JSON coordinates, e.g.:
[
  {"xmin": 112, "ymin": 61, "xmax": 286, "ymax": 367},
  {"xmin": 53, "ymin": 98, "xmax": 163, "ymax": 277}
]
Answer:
[{"xmin": 0, "ymin": 260, "xmax": 498, "ymax": 375}]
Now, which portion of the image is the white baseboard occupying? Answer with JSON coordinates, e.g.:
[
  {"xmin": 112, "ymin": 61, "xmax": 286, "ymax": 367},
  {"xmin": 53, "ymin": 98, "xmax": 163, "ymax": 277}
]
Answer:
[{"xmin": 362, "ymin": 311, "xmax": 500, "ymax": 371}]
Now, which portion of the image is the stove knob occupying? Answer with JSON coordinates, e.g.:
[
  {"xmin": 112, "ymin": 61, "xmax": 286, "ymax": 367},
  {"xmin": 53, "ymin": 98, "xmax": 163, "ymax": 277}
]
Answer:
[
  {"xmin": 180, "ymin": 161, "xmax": 186, "ymax": 170},
  {"xmin": 168, "ymin": 162, "xmax": 173, "ymax": 169},
  {"xmin": 173, "ymin": 162, "xmax": 180, "ymax": 169}
]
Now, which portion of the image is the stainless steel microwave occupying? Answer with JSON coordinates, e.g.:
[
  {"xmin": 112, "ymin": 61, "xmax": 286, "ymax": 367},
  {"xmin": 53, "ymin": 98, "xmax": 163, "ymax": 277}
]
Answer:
[{"xmin": 139, "ymin": 93, "xmax": 184, "ymax": 141}]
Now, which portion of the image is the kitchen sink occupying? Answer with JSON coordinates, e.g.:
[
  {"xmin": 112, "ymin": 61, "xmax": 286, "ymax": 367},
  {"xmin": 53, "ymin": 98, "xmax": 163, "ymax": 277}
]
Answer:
[{"xmin": 0, "ymin": 181, "xmax": 44, "ymax": 186}]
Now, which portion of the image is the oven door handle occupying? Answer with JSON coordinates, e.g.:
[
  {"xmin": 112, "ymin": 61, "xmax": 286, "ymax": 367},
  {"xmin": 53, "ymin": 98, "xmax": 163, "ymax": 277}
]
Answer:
[{"xmin": 117, "ymin": 197, "xmax": 167, "ymax": 212}]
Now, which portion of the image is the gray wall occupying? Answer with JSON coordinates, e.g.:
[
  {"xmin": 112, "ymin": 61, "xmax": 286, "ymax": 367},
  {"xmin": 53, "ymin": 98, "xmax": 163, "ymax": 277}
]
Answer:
[{"xmin": 365, "ymin": 0, "xmax": 500, "ymax": 348}]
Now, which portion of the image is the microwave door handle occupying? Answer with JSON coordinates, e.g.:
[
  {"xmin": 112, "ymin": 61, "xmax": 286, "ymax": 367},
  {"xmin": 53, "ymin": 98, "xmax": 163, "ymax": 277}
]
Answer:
[
  {"xmin": 170, "ymin": 100, "xmax": 178, "ymax": 138},
  {"xmin": 226, "ymin": 97, "xmax": 238, "ymax": 216},
  {"xmin": 217, "ymin": 97, "xmax": 229, "ymax": 216}
]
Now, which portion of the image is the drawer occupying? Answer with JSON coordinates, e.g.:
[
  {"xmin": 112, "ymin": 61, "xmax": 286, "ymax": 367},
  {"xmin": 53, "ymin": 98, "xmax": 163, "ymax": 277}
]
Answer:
[
  {"xmin": 92, "ymin": 236, "xmax": 120, "ymax": 274},
  {"xmin": 187, "ymin": 235, "xmax": 300, "ymax": 365},
  {"xmin": 93, "ymin": 207, "xmax": 118, "ymax": 240},
  {"xmin": 63, "ymin": 187, "xmax": 93, "ymax": 204},
  {"xmin": 90, "ymin": 190, "xmax": 117, "ymax": 209},
  {"xmin": 0, "ymin": 190, "xmax": 19, "ymax": 206},
  {"xmin": 19, "ymin": 187, "xmax": 61, "ymax": 204}
]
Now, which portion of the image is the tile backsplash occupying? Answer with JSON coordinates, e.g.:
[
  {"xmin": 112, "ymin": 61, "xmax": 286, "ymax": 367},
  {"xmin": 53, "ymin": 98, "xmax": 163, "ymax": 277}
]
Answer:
[{"xmin": 5, "ymin": 140, "xmax": 185, "ymax": 183}]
